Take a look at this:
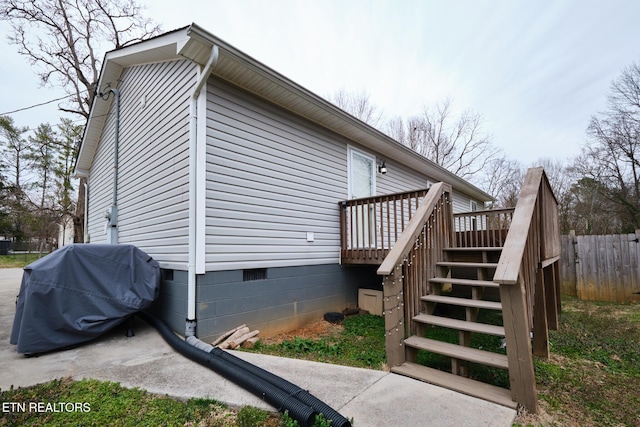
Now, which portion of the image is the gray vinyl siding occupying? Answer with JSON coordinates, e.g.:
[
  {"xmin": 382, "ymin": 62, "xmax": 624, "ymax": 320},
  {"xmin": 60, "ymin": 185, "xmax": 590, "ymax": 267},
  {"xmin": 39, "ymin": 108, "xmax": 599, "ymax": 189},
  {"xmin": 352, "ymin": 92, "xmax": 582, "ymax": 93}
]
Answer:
[
  {"xmin": 204, "ymin": 78, "xmax": 472, "ymax": 271},
  {"xmin": 376, "ymin": 158, "xmax": 432, "ymax": 195},
  {"xmin": 86, "ymin": 113, "xmax": 117, "ymax": 243},
  {"xmin": 86, "ymin": 59, "xmax": 196, "ymax": 268},
  {"xmin": 205, "ymin": 78, "xmax": 345, "ymax": 271},
  {"xmin": 452, "ymin": 191, "xmax": 479, "ymax": 213},
  {"xmin": 378, "ymin": 158, "xmax": 482, "ymax": 213}
]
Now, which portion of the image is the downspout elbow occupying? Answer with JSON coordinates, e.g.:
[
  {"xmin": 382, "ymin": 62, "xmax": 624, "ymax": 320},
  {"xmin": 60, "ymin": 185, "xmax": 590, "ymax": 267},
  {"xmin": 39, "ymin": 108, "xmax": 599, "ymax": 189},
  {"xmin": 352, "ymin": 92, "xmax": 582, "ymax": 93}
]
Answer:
[{"xmin": 193, "ymin": 45, "xmax": 219, "ymax": 100}]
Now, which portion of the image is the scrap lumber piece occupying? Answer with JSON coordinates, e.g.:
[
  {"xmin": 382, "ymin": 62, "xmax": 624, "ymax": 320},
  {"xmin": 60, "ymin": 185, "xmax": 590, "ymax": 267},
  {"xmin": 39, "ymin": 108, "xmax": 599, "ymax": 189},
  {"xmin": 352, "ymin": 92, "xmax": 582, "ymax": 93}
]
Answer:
[
  {"xmin": 211, "ymin": 324, "xmax": 247, "ymax": 347},
  {"xmin": 241, "ymin": 337, "xmax": 260, "ymax": 349},
  {"xmin": 218, "ymin": 326, "xmax": 250, "ymax": 349},
  {"xmin": 227, "ymin": 330, "xmax": 260, "ymax": 349}
]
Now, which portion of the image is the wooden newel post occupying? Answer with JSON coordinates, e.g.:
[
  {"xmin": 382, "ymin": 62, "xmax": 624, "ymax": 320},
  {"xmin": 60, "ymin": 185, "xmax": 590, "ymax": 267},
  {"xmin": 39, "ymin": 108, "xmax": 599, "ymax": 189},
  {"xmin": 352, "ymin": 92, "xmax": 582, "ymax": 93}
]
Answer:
[
  {"xmin": 383, "ymin": 266, "xmax": 406, "ymax": 368},
  {"xmin": 499, "ymin": 280, "xmax": 539, "ymax": 414}
]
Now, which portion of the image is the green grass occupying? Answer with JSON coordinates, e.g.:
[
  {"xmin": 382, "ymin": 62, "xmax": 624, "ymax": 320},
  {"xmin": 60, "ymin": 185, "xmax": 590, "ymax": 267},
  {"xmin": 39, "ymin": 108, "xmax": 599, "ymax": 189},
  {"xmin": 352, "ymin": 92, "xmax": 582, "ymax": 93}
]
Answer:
[
  {"xmin": 0, "ymin": 377, "xmax": 246, "ymax": 426},
  {"xmin": 0, "ymin": 253, "xmax": 43, "ymax": 268},
  {"xmin": 0, "ymin": 378, "xmax": 342, "ymax": 427},
  {"xmin": 530, "ymin": 297, "xmax": 640, "ymax": 426},
  {"xmin": 247, "ymin": 314, "xmax": 387, "ymax": 369}
]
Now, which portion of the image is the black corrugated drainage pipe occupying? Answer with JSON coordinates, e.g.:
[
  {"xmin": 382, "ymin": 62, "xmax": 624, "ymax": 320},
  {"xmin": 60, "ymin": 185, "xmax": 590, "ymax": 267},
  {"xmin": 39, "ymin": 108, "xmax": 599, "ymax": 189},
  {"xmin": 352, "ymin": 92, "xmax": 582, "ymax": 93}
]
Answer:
[
  {"xmin": 140, "ymin": 311, "xmax": 331, "ymax": 427},
  {"xmin": 184, "ymin": 336, "xmax": 352, "ymax": 427},
  {"xmin": 211, "ymin": 347, "xmax": 351, "ymax": 427}
]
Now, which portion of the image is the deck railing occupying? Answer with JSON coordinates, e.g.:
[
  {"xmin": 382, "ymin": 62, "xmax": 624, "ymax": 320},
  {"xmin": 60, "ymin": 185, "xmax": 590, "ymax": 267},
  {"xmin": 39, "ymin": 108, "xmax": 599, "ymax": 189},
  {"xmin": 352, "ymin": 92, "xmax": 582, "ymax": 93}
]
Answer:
[
  {"xmin": 493, "ymin": 167, "xmax": 561, "ymax": 414},
  {"xmin": 453, "ymin": 208, "xmax": 515, "ymax": 248},
  {"xmin": 339, "ymin": 188, "xmax": 430, "ymax": 264},
  {"xmin": 376, "ymin": 183, "xmax": 453, "ymax": 366}
]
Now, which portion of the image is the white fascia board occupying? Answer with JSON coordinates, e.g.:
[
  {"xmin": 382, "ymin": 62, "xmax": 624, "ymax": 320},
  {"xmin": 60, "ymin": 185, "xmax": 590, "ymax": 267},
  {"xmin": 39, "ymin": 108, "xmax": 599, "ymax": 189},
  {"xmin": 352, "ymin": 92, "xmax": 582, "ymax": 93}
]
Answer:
[{"xmin": 105, "ymin": 31, "xmax": 190, "ymax": 67}]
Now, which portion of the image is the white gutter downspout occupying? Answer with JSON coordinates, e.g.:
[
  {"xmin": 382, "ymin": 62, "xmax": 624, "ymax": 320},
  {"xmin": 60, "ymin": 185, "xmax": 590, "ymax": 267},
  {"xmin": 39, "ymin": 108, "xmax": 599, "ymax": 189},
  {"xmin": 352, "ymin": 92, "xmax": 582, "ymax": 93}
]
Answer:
[{"xmin": 186, "ymin": 44, "xmax": 219, "ymax": 337}]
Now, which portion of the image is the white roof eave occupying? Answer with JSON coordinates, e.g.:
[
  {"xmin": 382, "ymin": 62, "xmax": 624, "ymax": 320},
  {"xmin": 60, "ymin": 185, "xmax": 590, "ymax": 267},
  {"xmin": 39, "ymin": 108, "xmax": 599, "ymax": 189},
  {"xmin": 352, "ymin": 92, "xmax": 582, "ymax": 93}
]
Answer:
[{"xmin": 75, "ymin": 23, "xmax": 493, "ymax": 202}]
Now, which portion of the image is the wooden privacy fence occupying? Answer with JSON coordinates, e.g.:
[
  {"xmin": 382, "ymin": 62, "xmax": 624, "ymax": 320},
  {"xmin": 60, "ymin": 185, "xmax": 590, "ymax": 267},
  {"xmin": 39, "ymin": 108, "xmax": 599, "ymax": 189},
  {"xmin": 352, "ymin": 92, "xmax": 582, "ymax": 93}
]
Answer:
[{"xmin": 560, "ymin": 231, "xmax": 640, "ymax": 303}]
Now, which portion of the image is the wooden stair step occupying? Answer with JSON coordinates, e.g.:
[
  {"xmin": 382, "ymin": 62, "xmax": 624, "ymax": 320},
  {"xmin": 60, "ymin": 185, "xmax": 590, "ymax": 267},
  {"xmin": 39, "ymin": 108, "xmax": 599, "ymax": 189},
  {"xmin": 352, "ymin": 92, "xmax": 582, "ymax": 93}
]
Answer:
[
  {"xmin": 392, "ymin": 362, "xmax": 517, "ymax": 409},
  {"xmin": 437, "ymin": 261, "xmax": 498, "ymax": 269},
  {"xmin": 430, "ymin": 277, "xmax": 499, "ymax": 288},
  {"xmin": 404, "ymin": 336, "xmax": 509, "ymax": 369},
  {"xmin": 421, "ymin": 294, "xmax": 502, "ymax": 310},
  {"xmin": 444, "ymin": 247, "xmax": 503, "ymax": 252},
  {"xmin": 414, "ymin": 314, "xmax": 505, "ymax": 336}
]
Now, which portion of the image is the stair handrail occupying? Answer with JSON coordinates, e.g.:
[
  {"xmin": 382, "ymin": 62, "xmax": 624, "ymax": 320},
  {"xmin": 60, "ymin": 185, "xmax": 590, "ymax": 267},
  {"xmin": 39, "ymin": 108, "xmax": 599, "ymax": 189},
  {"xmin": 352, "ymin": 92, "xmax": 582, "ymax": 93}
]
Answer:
[
  {"xmin": 494, "ymin": 167, "xmax": 559, "ymax": 285},
  {"xmin": 492, "ymin": 167, "xmax": 560, "ymax": 414},
  {"xmin": 377, "ymin": 182, "xmax": 453, "ymax": 368},
  {"xmin": 378, "ymin": 182, "xmax": 452, "ymax": 275}
]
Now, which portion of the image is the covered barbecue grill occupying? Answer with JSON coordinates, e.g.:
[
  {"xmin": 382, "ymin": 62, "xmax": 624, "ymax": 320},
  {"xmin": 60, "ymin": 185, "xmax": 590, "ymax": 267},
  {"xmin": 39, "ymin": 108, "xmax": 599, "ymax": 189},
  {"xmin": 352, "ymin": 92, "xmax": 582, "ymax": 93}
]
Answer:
[{"xmin": 10, "ymin": 244, "xmax": 160, "ymax": 354}]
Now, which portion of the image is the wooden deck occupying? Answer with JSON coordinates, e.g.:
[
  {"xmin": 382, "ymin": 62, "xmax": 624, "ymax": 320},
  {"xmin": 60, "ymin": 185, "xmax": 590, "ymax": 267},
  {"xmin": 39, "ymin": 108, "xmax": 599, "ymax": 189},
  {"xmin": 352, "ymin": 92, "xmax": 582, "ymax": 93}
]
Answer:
[
  {"xmin": 340, "ymin": 188, "xmax": 514, "ymax": 265},
  {"xmin": 339, "ymin": 188, "xmax": 429, "ymax": 265}
]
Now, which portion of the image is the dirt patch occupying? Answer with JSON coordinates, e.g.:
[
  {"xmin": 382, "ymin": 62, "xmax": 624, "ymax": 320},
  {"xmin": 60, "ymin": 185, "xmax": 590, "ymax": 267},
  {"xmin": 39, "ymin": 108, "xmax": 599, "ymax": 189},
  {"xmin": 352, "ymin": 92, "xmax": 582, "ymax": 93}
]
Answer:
[
  {"xmin": 513, "ymin": 404, "xmax": 558, "ymax": 427},
  {"xmin": 260, "ymin": 319, "xmax": 344, "ymax": 345}
]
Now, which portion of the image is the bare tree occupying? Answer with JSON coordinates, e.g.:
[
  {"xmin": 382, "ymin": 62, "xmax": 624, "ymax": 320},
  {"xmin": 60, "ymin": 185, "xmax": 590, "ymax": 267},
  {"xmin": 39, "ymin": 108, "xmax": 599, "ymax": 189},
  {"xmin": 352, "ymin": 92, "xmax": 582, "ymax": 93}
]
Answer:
[
  {"xmin": 1, "ymin": 0, "xmax": 161, "ymax": 118},
  {"xmin": 533, "ymin": 157, "xmax": 576, "ymax": 234},
  {"xmin": 330, "ymin": 89, "xmax": 384, "ymax": 128},
  {"xmin": 387, "ymin": 99, "xmax": 499, "ymax": 183},
  {"xmin": 577, "ymin": 60, "xmax": 640, "ymax": 233},
  {"xmin": 480, "ymin": 156, "xmax": 524, "ymax": 208},
  {"xmin": 609, "ymin": 61, "xmax": 640, "ymax": 124},
  {"xmin": 565, "ymin": 171, "xmax": 619, "ymax": 235}
]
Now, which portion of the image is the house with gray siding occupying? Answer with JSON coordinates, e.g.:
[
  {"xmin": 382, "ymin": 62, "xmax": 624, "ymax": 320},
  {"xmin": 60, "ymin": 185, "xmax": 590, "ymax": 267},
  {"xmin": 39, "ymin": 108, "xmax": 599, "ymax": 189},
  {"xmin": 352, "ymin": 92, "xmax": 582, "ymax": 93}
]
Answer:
[{"xmin": 75, "ymin": 23, "xmax": 492, "ymax": 343}]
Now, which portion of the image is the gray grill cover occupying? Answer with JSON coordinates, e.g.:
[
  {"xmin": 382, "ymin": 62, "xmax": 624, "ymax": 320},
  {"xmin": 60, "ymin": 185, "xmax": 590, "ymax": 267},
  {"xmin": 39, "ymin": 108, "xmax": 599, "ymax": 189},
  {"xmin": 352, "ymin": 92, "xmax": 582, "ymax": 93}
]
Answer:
[{"xmin": 10, "ymin": 244, "xmax": 160, "ymax": 354}]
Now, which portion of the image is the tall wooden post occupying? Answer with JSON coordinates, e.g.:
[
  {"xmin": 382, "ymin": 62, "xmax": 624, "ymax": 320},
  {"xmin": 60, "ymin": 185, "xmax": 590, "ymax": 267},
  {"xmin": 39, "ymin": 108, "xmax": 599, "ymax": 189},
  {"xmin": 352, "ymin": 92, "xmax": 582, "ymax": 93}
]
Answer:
[
  {"xmin": 383, "ymin": 266, "xmax": 406, "ymax": 368},
  {"xmin": 499, "ymin": 280, "xmax": 539, "ymax": 414},
  {"xmin": 545, "ymin": 263, "xmax": 559, "ymax": 330},
  {"xmin": 533, "ymin": 266, "xmax": 550, "ymax": 358}
]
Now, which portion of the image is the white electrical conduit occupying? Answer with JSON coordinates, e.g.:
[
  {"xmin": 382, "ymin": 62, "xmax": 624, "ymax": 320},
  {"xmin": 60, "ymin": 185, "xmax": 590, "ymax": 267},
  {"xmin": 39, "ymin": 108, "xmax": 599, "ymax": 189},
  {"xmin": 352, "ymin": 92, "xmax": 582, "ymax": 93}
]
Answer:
[
  {"xmin": 83, "ymin": 180, "xmax": 89, "ymax": 243},
  {"xmin": 186, "ymin": 45, "xmax": 219, "ymax": 336},
  {"xmin": 98, "ymin": 87, "xmax": 121, "ymax": 245}
]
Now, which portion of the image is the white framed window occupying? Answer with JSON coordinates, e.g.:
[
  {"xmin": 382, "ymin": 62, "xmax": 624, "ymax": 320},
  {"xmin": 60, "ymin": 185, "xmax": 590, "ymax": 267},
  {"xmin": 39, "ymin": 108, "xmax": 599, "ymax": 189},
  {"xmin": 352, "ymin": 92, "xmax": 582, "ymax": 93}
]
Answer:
[{"xmin": 348, "ymin": 146, "xmax": 376, "ymax": 199}]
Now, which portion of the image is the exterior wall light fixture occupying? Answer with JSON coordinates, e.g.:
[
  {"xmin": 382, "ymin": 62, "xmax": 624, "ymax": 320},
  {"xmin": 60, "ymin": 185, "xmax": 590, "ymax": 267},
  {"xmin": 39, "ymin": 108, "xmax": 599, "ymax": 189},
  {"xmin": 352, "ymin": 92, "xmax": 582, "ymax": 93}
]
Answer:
[{"xmin": 378, "ymin": 159, "xmax": 387, "ymax": 175}]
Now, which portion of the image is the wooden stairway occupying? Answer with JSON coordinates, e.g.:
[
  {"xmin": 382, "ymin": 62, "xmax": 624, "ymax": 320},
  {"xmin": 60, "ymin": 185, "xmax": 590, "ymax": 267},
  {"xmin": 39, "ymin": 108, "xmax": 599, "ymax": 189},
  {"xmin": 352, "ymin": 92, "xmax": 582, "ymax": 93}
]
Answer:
[{"xmin": 390, "ymin": 246, "xmax": 518, "ymax": 409}]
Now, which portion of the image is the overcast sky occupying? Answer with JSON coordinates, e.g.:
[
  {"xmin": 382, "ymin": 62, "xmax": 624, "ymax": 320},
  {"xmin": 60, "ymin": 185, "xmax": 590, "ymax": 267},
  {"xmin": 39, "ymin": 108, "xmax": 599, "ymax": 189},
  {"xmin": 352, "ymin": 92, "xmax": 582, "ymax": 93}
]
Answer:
[{"xmin": 1, "ymin": 0, "xmax": 639, "ymax": 166}]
